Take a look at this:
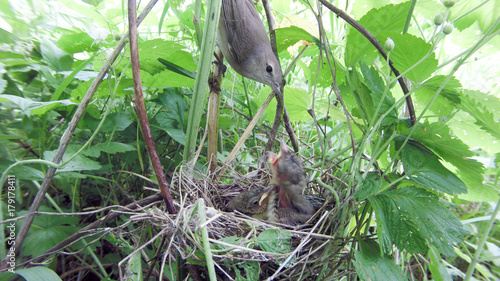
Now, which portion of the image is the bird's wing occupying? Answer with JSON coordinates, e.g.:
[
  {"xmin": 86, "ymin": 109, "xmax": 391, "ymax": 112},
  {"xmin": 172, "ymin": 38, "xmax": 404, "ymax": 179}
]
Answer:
[{"xmin": 221, "ymin": 0, "xmax": 268, "ymax": 64}]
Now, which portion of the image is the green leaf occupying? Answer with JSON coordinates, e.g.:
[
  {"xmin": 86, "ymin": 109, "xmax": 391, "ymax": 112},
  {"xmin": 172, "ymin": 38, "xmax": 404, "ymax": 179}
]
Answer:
[
  {"xmin": 141, "ymin": 70, "xmax": 195, "ymax": 88},
  {"xmin": 347, "ymin": 69, "xmax": 374, "ymax": 123},
  {"xmin": 384, "ymin": 32, "xmax": 438, "ymax": 83},
  {"xmin": 235, "ymin": 261, "xmax": 259, "ymax": 281},
  {"xmin": 138, "ymin": 39, "xmax": 196, "ymax": 75},
  {"xmin": 428, "ymin": 245, "xmax": 453, "ymax": 281},
  {"xmin": 127, "ymin": 251, "xmax": 142, "ymax": 281},
  {"xmin": 58, "ymin": 32, "xmax": 99, "ymax": 54},
  {"xmin": 21, "ymin": 210, "xmax": 80, "ymax": 257},
  {"xmin": 0, "ymin": 160, "xmax": 45, "ymax": 181},
  {"xmin": 415, "ymin": 75, "xmax": 462, "ymax": 117},
  {"xmin": 83, "ymin": 142, "xmax": 136, "ymax": 158},
  {"xmin": 40, "ymin": 39, "xmax": 73, "ymax": 72},
  {"xmin": 158, "ymin": 58, "xmax": 196, "ymax": 79},
  {"xmin": 262, "ymin": 87, "xmax": 311, "ymax": 122},
  {"xmin": 406, "ymin": 121, "xmax": 486, "ymax": 199},
  {"xmin": 360, "ymin": 64, "xmax": 397, "ymax": 127},
  {"xmin": 256, "ymin": 229, "xmax": 292, "ymax": 266},
  {"xmin": 345, "ymin": 2, "xmax": 411, "ymax": 66},
  {"xmin": 44, "ymin": 148, "xmax": 102, "ymax": 172},
  {"xmin": 2, "ymin": 267, "xmax": 62, "ymax": 281},
  {"xmin": 159, "ymin": 89, "xmax": 188, "ymax": 127},
  {"xmin": 451, "ymin": 0, "xmax": 500, "ymax": 32},
  {"xmin": 401, "ymin": 141, "xmax": 467, "ymax": 195},
  {"xmin": 71, "ymin": 78, "xmax": 134, "ymax": 99},
  {"xmin": 0, "ymin": 94, "xmax": 76, "ymax": 116},
  {"xmin": 459, "ymin": 90, "xmax": 500, "ymax": 141},
  {"xmin": 369, "ymin": 186, "xmax": 467, "ymax": 256},
  {"xmin": 275, "ymin": 26, "xmax": 316, "ymax": 53},
  {"xmin": 99, "ymin": 112, "xmax": 134, "ymax": 132},
  {"xmin": 355, "ymin": 173, "xmax": 383, "ymax": 201},
  {"xmin": 353, "ymin": 240, "xmax": 406, "ymax": 281},
  {"xmin": 307, "ymin": 58, "xmax": 346, "ymax": 89}
]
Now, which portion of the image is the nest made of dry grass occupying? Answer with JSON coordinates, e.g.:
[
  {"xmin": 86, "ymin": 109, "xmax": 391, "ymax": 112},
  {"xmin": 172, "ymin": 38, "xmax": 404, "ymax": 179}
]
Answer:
[{"xmin": 130, "ymin": 162, "xmax": 355, "ymax": 280}]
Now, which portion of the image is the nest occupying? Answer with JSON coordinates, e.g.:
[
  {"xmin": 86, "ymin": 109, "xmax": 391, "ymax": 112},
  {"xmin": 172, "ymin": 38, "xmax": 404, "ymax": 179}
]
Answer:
[{"xmin": 130, "ymin": 163, "xmax": 355, "ymax": 280}]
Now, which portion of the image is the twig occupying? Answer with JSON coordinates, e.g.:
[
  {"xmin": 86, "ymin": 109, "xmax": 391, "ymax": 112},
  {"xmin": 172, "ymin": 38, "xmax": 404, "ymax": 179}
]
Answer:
[{"xmin": 128, "ymin": 0, "xmax": 176, "ymax": 214}]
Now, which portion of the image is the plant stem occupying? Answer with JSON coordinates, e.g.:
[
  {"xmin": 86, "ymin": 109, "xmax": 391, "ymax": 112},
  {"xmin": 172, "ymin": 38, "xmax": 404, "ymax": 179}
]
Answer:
[
  {"xmin": 464, "ymin": 197, "xmax": 500, "ymax": 281},
  {"xmin": 197, "ymin": 199, "xmax": 217, "ymax": 281}
]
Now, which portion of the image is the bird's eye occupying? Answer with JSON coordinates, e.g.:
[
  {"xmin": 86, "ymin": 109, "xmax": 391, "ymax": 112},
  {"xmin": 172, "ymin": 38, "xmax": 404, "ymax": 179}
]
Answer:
[
  {"xmin": 266, "ymin": 65, "xmax": 273, "ymax": 73},
  {"xmin": 251, "ymin": 199, "xmax": 259, "ymax": 205}
]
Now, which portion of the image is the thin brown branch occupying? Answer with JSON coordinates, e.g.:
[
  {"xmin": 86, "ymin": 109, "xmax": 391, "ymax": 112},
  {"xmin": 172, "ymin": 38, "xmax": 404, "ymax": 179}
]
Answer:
[{"xmin": 128, "ymin": 0, "xmax": 176, "ymax": 214}]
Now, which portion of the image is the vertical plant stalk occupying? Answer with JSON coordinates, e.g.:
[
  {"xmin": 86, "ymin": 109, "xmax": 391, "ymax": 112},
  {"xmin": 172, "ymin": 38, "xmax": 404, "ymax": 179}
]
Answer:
[
  {"xmin": 207, "ymin": 50, "xmax": 224, "ymax": 174},
  {"xmin": 0, "ymin": 0, "xmax": 159, "ymax": 269},
  {"xmin": 197, "ymin": 199, "xmax": 217, "ymax": 281},
  {"xmin": 183, "ymin": 0, "xmax": 222, "ymax": 164},
  {"xmin": 128, "ymin": 0, "xmax": 176, "ymax": 214},
  {"xmin": 318, "ymin": 0, "xmax": 416, "ymax": 126},
  {"xmin": 464, "ymin": 197, "xmax": 500, "ymax": 281}
]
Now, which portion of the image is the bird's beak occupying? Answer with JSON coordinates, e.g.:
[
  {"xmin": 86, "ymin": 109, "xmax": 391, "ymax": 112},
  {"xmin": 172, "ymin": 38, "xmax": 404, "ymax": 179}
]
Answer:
[
  {"xmin": 258, "ymin": 186, "xmax": 276, "ymax": 206},
  {"xmin": 272, "ymin": 82, "xmax": 281, "ymax": 96}
]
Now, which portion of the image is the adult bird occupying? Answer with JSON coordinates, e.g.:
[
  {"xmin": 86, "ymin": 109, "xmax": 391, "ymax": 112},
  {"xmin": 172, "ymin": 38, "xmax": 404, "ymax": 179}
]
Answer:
[{"xmin": 218, "ymin": 0, "xmax": 283, "ymax": 94}]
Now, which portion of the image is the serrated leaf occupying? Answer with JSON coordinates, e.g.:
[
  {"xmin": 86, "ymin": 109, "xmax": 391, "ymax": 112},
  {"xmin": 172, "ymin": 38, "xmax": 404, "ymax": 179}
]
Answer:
[
  {"xmin": 360, "ymin": 64, "xmax": 397, "ymax": 127},
  {"xmin": 407, "ymin": 121, "xmax": 485, "ymax": 197},
  {"xmin": 236, "ymin": 261, "xmax": 259, "ymax": 281},
  {"xmin": 401, "ymin": 142, "xmax": 467, "ymax": 195},
  {"xmin": 355, "ymin": 173, "xmax": 382, "ymax": 201},
  {"xmin": 369, "ymin": 187, "xmax": 467, "ymax": 256},
  {"xmin": 256, "ymin": 229, "xmax": 291, "ymax": 253},
  {"xmin": 385, "ymin": 32, "xmax": 438, "ymax": 83},
  {"xmin": 353, "ymin": 240, "xmax": 406, "ymax": 281},
  {"xmin": 159, "ymin": 89, "xmax": 187, "ymax": 127},
  {"xmin": 459, "ymin": 91, "xmax": 500, "ymax": 140},
  {"xmin": 415, "ymin": 75, "xmax": 462, "ymax": 117},
  {"xmin": 345, "ymin": 2, "xmax": 411, "ymax": 66}
]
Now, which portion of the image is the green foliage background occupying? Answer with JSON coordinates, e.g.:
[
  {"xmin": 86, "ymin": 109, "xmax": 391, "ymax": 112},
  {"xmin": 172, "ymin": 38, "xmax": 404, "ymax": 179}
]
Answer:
[{"xmin": 0, "ymin": 0, "xmax": 499, "ymax": 280}]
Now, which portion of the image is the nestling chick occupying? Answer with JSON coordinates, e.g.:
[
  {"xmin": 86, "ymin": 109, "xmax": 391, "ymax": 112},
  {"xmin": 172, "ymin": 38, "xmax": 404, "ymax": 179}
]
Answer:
[
  {"xmin": 268, "ymin": 141, "xmax": 316, "ymax": 225},
  {"xmin": 226, "ymin": 186, "xmax": 323, "ymax": 225},
  {"xmin": 226, "ymin": 186, "xmax": 278, "ymax": 221}
]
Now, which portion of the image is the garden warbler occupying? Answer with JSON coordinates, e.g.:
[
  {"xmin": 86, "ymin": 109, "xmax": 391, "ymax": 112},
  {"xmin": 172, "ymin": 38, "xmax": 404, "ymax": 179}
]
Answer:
[{"xmin": 218, "ymin": 0, "xmax": 283, "ymax": 94}]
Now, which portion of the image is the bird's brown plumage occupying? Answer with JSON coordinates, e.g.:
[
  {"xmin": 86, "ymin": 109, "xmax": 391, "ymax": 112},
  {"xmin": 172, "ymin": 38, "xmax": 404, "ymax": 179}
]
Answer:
[{"xmin": 218, "ymin": 0, "xmax": 283, "ymax": 94}]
